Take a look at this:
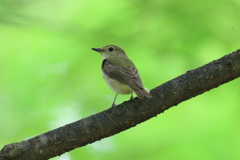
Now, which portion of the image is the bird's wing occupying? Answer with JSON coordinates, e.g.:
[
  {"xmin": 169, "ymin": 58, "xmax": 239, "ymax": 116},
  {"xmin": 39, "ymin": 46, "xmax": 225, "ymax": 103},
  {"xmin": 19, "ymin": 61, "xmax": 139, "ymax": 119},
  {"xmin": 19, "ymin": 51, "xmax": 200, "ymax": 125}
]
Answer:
[{"xmin": 102, "ymin": 57, "xmax": 144, "ymax": 90}]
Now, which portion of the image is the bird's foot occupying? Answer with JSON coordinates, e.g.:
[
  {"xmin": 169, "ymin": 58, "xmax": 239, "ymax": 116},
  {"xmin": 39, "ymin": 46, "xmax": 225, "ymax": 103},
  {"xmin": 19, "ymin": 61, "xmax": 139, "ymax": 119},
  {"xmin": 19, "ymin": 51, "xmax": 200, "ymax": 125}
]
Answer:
[{"xmin": 130, "ymin": 93, "xmax": 134, "ymax": 100}]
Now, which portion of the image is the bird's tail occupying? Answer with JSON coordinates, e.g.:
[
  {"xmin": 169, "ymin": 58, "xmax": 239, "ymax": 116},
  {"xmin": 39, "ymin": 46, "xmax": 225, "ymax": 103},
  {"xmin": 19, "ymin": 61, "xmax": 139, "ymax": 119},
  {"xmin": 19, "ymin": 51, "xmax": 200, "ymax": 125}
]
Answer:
[{"xmin": 133, "ymin": 87, "xmax": 152, "ymax": 99}]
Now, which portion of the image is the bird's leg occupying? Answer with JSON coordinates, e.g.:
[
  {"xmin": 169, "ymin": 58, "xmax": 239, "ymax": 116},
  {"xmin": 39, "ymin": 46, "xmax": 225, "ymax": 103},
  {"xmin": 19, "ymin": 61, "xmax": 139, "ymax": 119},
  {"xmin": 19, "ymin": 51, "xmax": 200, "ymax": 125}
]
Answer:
[
  {"xmin": 130, "ymin": 92, "xmax": 134, "ymax": 100},
  {"xmin": 111, "ymin": 94, "xmax": 118, "ymax": 107}
]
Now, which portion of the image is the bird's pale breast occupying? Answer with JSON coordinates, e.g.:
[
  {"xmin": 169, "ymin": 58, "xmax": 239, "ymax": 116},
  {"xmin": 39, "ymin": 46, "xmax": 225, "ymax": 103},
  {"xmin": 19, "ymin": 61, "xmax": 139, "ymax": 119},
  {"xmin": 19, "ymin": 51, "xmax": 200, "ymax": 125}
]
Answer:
[{"xmin": 102, "ymin": 71, "xmax": 133, "ymax": 94}]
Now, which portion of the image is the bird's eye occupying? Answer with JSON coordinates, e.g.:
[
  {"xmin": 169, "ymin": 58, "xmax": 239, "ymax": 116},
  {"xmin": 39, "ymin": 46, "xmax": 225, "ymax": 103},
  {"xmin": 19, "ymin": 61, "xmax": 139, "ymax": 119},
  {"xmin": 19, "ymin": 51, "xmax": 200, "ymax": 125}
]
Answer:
[{"xmin": 108, "ymin": 47, "xmax": 114, "ymax": 51}]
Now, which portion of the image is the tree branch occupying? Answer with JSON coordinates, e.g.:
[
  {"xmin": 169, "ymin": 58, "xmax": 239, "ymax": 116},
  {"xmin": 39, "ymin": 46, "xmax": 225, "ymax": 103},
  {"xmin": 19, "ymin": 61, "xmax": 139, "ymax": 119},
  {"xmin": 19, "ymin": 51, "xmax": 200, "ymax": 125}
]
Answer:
[{"xmin": 1, "ymin": 49, "xmax": 240, "ymax": 160}]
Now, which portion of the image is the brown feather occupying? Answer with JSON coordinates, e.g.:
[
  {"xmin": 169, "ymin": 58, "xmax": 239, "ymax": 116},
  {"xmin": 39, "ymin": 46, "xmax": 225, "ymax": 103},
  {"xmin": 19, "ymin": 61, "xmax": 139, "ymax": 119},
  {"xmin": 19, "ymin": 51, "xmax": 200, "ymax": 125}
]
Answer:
[{"xmin": 102, "ymin": 58, "xmax": 152, "ymax": 99}]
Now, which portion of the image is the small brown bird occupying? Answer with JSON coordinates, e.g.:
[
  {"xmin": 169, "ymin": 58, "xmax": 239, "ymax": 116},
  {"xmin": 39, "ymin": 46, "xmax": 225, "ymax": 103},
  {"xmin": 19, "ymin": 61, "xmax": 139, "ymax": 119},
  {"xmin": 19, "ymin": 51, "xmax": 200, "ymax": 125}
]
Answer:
[{"xmin": 92, "ymin": 45, "xmax": 152, "ymax": 107}]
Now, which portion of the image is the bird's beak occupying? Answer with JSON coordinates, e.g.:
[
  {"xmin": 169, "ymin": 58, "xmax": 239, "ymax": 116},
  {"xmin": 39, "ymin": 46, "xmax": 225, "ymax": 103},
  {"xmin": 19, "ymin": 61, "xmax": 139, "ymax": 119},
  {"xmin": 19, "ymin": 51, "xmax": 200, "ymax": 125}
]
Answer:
[{"xmin": 92, "ymin": 48, "xmax": 104, "ymax": 52}]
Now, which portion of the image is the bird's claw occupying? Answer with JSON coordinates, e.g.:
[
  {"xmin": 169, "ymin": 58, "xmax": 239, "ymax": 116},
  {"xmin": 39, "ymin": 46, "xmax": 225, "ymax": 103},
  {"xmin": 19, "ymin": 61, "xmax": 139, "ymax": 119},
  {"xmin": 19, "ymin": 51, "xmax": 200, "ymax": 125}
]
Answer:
[{"xmin": 111, "ymin": 103, "xmax": 116, "ymax": 108}]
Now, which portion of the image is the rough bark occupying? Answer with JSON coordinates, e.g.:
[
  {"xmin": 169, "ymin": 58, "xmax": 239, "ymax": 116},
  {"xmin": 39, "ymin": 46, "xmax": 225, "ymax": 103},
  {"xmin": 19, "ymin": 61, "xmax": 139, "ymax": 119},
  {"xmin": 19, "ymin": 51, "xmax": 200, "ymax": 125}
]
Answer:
[{"xmin": 1, "ymin": 49, "xmax": 240, "ymax": 160}]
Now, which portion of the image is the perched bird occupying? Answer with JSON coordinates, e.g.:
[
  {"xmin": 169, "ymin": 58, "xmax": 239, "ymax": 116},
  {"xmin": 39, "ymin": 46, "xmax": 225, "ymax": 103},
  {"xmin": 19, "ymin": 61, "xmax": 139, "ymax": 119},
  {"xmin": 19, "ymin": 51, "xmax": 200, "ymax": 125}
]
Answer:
[{"xmin": 92, "ymin": 45, "xmax": 152, "ymax": 107}]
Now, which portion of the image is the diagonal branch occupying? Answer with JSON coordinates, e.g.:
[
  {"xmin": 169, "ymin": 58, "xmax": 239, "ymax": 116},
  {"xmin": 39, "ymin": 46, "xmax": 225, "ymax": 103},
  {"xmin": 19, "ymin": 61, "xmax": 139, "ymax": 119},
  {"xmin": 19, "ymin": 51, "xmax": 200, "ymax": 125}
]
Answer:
[{"xmin": 1, "ymin": 49, "xmax": 240, "ymax": 160}]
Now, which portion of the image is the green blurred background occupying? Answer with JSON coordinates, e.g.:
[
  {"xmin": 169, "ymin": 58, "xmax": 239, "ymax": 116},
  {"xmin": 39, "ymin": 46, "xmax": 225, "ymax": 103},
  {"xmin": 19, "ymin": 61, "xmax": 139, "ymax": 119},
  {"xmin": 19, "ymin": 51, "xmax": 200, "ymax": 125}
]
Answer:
[{"xmin": 0, "ymin": 0, "xmax": 240, "ymax": 159}]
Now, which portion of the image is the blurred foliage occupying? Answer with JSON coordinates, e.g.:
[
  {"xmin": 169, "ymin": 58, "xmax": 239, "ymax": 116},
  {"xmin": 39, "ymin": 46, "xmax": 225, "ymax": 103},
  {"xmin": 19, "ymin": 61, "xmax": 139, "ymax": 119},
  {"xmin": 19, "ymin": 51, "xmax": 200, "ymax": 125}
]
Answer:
[{"xmin": 0, "ymin": 0, "xmax": 240, "ymax": 160}]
